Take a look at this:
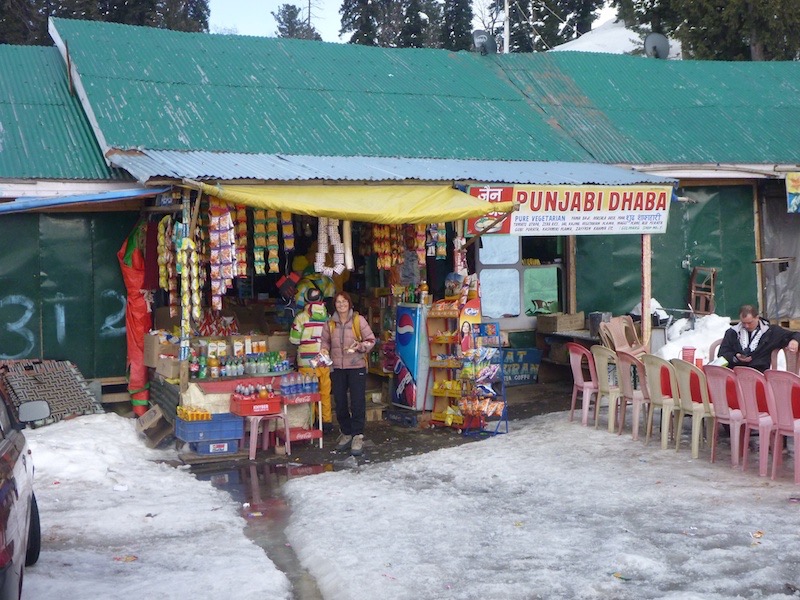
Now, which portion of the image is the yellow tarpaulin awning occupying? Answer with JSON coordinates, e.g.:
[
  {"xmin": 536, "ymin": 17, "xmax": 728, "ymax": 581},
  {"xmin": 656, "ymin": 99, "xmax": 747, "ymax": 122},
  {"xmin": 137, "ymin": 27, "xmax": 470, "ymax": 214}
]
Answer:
[{"xmin": 186, "ymin": 182, "xmax": 515, "ymax": 225}]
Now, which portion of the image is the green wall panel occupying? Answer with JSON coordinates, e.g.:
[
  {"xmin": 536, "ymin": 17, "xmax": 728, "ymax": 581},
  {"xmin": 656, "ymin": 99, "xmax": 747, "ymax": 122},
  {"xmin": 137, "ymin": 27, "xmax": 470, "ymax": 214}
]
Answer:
[
  {"xmin": 577, "ymin": 185, "xmax": 756, "ymax": 319},
  {"xmin": 0, "ymin": 211, "xmax": 138, "ymax": 378},
  {"xmin": 92, "ymin": 214, "xmax": 139, "ymax": 377},
  {"xmin": 0, "ymin": 214, "xmax": 42, "ymax": 359}
]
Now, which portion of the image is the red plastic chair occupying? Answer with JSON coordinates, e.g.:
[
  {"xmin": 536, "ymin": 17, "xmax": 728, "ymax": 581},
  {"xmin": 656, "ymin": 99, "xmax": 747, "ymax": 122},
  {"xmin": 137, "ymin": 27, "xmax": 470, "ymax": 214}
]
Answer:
[
  {"xmin": 734, "ymin": 367, "xmax": 775, "ymax": 477},
  {"xmin": 566, "ymin": 342, "xmax": 599, "ymax": 426},
  {"xmin": 764, "ymin": 369, "xmax": 800, "ymax": 484},
  {"xmin": 704, "ymin": 365, "xmax": 746, "ymax": 467},
  {"xmin": 616, "ymin": 351, "xmax": 649, "ymax": 441}
]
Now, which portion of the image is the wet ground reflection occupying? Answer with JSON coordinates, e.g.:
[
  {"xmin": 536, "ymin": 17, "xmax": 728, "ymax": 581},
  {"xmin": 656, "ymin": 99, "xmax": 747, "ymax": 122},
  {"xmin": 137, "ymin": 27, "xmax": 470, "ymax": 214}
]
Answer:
[{"xmin": 195, "ymin": 461, "xmax": 333, "ymax": 599}]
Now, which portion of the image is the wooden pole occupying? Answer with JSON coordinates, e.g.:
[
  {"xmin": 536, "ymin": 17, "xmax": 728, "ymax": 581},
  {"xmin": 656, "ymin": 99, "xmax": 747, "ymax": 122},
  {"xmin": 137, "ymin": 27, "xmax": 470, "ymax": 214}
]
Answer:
[{"xmin": 641, "ymin": 234, "xmax": 652, "ymax": 350}]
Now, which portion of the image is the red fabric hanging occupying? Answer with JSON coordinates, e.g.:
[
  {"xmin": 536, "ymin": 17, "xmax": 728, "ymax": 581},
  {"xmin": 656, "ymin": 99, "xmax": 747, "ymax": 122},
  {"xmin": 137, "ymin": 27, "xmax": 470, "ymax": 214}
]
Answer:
[{"xmin": 118, "ymin": 223, "xmax": 152, "ymax": 416}]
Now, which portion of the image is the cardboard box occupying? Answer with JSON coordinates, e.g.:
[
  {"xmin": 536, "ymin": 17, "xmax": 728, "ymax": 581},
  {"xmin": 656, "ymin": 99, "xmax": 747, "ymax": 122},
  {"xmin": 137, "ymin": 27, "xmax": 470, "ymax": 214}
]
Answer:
[
  {"xmin": 156, "ymin": 356, "xmax": 181, "ymax": 379},
  {"xmin": 267, "ymin": 333, "xmax": 291, "ymax": 353},
  {"xmin": 144, "ymin": 334, "xmax": 179, "ymax": 368},
  {"xmin": 536, "ymin": 312, "xmax": 586, "ymax": 334}
]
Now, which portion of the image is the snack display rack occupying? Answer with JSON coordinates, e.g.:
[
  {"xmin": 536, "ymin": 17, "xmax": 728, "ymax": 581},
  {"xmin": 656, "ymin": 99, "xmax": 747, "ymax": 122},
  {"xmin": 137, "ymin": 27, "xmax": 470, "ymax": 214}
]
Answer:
[
  {"xmin": 459, "ymin": 322, "xmax": 508, "ymax": 436},
  {"xmin": 426, "ymin": 306, "xmax": 463, "ymax": 429}
]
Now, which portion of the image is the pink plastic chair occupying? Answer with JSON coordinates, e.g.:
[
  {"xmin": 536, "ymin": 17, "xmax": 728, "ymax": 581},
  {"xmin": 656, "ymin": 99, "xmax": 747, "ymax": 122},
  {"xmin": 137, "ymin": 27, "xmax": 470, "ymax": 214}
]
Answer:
[
  {"xmin": 704, "ymin": 365, "xmax": 746, "ymax": 467},
  {"xmin": 567, "ymin": 342, "xmax": 599, "ymax": 426},
  {"xmin": 616, "ymin": 351, "xmax": 649, "ymax": 441},
  {"xmin": 734, "ymin": 366, "xmax": 775, "ymax": 477},
  {"xmin": 764, "ymin": 370, "xmax": 800, "ymax": 484}
]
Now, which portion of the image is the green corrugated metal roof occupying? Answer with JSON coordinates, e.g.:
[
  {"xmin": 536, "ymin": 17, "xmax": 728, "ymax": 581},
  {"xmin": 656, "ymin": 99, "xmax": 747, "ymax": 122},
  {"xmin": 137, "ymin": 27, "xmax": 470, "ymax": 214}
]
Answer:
[
  {"xmin": 49, "ymin": 18, "xmax": 591, "ymax": 162},
  {"xmin": 493, "ymin": 52, "xmax": 800, "ymax": 164},
  {"xmin": 0, "ymin": 44, "xmax": 128, "ymax": 181},
  {"xmin": 47, "ymin": 18, "xmax": 800, "ymax": 168}
]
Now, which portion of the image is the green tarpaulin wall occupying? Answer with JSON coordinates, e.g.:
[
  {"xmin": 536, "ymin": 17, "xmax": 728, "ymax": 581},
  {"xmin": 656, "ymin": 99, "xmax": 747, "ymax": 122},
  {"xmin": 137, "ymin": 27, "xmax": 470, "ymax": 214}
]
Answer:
[
  {"xmin": 0, "ymin": 211, "xmax": 139, "ymax": 378},
  {"xmin": 576, "ymin": 185, "xmax": 756, "ymax": 320}
]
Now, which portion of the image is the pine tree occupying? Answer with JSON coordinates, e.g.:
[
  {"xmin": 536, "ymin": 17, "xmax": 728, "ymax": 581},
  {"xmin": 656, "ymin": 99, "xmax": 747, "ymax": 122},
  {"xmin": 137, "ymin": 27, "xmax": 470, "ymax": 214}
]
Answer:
[
  {"xmin": 0, "ymin": 0, "xmax": 209, "ymax": 45},
  {"xmin": 398, "ymin": 0, "xmax": 424, "ymax": 47},
  {"xmin": 441, "ymin": 0, "xmax": 473, "ymax": 51},
  {"xmin": 340, "ymin": 0, "xmax": 380, "ymax": 45},
  {"xmin": 272, "ymin": 3, "xmax": 322, "ymax": 40}
]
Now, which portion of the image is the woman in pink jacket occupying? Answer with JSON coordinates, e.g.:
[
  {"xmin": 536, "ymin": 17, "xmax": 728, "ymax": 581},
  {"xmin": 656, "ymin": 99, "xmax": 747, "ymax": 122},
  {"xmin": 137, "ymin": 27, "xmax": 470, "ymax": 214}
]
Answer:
[{"xmin": 321, "ymin": 291, "xmax": 376, "ymax": 456}]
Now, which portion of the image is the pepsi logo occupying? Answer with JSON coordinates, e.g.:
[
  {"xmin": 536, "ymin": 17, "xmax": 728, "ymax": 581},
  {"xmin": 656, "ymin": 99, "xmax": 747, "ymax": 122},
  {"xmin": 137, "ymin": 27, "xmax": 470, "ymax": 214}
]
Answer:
[
  {"xmin": 464, "ymin": 308, "xmax": 479, "ymax": 316},
  {"xmin": 397, "ymin": 313, "xmax": 414, "ymax": 345}
]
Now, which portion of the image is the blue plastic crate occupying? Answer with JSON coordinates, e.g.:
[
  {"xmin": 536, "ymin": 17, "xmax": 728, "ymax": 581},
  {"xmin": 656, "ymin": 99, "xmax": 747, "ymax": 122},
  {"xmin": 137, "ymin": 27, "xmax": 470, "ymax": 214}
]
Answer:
[
  {"xmin": 190, "ymin": 439, "xmax": 239, "ymax": 455},
  {"xmin": 175, "ymin": 413, "xmax": 244, "ymax": 442}
]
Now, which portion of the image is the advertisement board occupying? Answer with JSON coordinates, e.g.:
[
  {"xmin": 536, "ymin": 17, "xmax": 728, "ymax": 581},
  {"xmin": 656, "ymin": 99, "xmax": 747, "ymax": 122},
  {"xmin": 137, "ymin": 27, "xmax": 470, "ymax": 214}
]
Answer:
[{"xmin": 467, "ymin": 184, "xmax": 672, "ymax": 236}]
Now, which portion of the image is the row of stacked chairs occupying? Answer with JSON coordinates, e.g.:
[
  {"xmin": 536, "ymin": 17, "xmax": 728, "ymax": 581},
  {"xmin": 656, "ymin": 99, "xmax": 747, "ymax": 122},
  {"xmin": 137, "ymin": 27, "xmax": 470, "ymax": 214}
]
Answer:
[{"xmin": 566, "ymin": 341, "xmax": 800, "ymax": 484}]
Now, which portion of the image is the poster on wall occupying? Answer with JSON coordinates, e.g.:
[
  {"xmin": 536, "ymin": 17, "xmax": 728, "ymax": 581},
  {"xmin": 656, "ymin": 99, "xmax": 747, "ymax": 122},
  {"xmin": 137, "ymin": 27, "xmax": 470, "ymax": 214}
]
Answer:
[
  {"xmin": 466, "ymin": 184, "xmax": 673, "ymax": 236},
  {"xmin": 502, "ymin": 348, "xmax": 542, "ymax": 386},
  {"xmin": 458, "ymin": 298, "xmax": 481, "ymax": 355},
  {"xmin": 787, "ymin": 173, "xmax": 800, "ymax": 213}
]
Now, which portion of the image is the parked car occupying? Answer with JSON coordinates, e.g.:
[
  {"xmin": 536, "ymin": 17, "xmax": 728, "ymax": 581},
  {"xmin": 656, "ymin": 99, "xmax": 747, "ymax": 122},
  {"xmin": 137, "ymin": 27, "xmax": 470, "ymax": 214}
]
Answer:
[{"xmin": 0, "ymin": 399, "xmax": 50, "ymax": 600}]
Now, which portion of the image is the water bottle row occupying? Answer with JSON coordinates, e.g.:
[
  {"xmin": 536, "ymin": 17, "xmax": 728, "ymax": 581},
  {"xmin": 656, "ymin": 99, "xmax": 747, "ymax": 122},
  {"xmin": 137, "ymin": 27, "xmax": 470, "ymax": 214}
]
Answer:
[{"xmin": 281, "ymin": 372, "xmax": 319, "ymax": 396}]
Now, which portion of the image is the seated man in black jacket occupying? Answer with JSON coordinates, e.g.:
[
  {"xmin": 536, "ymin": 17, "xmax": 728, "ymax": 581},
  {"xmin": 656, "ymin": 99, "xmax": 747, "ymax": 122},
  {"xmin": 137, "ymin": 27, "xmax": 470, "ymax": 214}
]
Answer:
[{"xmin": 719, "ymin": 304, "xmax": 800, "ymax": 372}]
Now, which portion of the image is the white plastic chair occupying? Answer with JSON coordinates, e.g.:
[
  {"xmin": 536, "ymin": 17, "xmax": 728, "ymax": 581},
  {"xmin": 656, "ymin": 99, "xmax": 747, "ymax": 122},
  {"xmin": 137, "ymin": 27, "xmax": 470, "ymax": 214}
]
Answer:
[
  {"xmin": 641, "ymin": 353, "xmax": 680, "ymax": 450},
  {"xmin": 670, "ymin": 358, "xmax": 714, "ymax": 459},
  {"xmin": 590, "ymin": 345, "xmax": 622, "ymax": 432},
  {"xmin": 616, "ymin": 351, "xmax": 649, "ymax": 441}
]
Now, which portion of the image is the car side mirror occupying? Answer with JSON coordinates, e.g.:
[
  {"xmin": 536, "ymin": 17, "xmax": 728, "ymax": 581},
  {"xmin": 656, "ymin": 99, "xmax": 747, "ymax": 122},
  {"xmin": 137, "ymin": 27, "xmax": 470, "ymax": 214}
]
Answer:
[{"xmin": 17, "ymin": 400, "xmax": 51, "ymax": 424}]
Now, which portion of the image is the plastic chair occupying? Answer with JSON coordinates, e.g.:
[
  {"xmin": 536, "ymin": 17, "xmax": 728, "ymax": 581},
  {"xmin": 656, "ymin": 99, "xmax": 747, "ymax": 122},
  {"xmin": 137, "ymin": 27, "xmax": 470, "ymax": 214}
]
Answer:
[
  {"xmin": 590, "ymin": 345, "xmax": 622, "ymax": 432},
  {"xmin": 771, "ymin": 348, "xmax": 800, "ymax": 374},
  {"xmin": 616, "ymin": 351, "xmax": 649, "ymax": 441},
  {"xmin": 704, "ymin": 365, "xmax": 746, "ymax": 467},
  {"xmin": 670, "ymin": 358, "xmax": 715, "ymax": 459},
  {"xmin": 734, "ymin": 366, "xmax": 775, "ymax": 477},
  {"xmin": 598, "ymin": 316, "xmax": 646, "ymax": 356},
  {"xmin": 708, "ymin": 338, "xmax": 722, "ymax": 362},
  {"xmin": 764, "ymin": 370, "xmax": 800, "ymax": 484},
  {"xmin": 566, "ymin": 342, "xmax": 599, "ymax": 426},
  {"xmin": 641, "ymin": 354, "xmax": 680, "ymax": 450}
]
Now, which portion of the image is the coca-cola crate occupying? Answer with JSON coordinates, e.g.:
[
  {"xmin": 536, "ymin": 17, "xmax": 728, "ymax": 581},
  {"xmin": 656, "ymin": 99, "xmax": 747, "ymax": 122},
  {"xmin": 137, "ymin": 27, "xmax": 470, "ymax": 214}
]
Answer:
[
  {"xmin": 230, "ymin": 394, "xmax": 281, "ymax": 416},
  {"xmin": 275, "ymin": 427, "xmax": 323, "ymax": 443},
  {"xmin": 282, "ymin": 392, "xmax": 321, "ymax": 406}
]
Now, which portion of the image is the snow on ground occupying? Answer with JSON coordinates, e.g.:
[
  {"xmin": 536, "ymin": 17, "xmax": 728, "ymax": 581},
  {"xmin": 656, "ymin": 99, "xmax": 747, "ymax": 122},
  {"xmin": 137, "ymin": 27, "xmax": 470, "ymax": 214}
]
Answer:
[
  {"xmin": 23, "ymin": 414, "xmax": 291, "ymax": 599},
  {"xmin": 23, "ymin": 314, "xmax": 799, "ymax": 600}
]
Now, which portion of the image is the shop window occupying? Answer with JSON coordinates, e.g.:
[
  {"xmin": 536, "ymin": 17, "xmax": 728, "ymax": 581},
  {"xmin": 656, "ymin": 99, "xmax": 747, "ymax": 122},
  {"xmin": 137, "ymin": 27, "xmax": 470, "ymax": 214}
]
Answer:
[
  {"xmin": 523, "ymin": 266, "xmax": 562, "ymax": 315},
  {"xmin": 480, "ymin": 268, "xmax": 520, "ymax": 318},
  {"xmin": 479, "ymin": 235, "xmax": 519, "ymax": 265},
  {"xmin": 476, "ymin": 235, "xmax": 564, "ymax": 324}
]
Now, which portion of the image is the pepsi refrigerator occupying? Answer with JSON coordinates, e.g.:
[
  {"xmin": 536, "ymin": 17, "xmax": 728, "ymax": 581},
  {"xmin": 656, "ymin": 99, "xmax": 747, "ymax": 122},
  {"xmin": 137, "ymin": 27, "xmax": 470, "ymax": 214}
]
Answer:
[{"xmin": 393, "ymin": 303, "xmax": 433, "ymax": 411}]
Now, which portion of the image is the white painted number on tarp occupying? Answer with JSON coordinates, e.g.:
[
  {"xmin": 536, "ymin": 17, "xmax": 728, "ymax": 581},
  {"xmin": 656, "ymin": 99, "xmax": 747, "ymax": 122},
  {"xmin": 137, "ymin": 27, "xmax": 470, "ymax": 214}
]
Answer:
[{"xmin": 0, "ymin": 292, "xmax": 127, "ymax": 358}]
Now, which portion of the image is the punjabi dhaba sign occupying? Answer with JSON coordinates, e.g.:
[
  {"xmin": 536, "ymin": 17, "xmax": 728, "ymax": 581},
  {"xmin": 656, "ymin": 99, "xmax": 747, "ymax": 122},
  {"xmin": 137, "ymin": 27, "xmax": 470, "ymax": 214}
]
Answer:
[{"xmin": 466, "ymin": 184, "xmax": 673, "ymax": 236}]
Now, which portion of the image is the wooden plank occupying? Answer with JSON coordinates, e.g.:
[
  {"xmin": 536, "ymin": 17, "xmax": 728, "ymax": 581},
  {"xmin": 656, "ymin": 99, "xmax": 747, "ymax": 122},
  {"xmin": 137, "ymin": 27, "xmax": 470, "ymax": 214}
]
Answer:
[{"xmin": 101, "ymin": 392, "xmax": 131, "ymax": 404}]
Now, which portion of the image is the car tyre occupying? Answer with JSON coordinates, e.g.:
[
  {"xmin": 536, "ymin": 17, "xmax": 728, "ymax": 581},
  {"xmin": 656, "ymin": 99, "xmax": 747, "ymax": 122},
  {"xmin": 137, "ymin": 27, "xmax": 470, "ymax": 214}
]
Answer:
[{"xmin": 25, "ymin": 494, "xmax": 41, "ymax": 567}]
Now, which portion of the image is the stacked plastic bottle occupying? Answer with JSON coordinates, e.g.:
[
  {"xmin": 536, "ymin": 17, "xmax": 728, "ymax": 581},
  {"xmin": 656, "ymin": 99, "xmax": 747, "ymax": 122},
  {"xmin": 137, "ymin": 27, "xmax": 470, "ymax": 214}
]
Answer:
[{"xmin": 281, "ymin": 373, "xmax": 319, "ymax": 399}]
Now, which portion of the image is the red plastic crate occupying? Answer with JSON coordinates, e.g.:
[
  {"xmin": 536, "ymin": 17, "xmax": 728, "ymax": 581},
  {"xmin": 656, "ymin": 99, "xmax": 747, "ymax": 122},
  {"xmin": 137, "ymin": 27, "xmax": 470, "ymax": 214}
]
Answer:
[
  {"xmin": 230, "ymin": 395, "xmax": 281, "ymax": 416},
  {"xmin": 275, "ymin": 427, "xmax": 323, "ymax": 443},
  {"xmin": 282, "ymin": 392, "xmax": 321, "ymax": 406}
]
